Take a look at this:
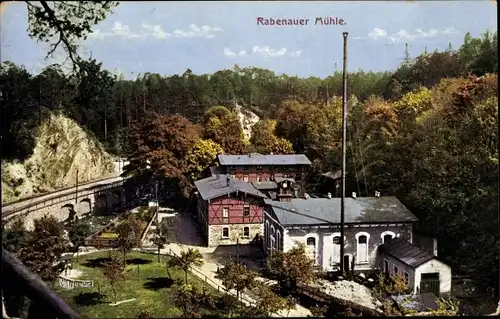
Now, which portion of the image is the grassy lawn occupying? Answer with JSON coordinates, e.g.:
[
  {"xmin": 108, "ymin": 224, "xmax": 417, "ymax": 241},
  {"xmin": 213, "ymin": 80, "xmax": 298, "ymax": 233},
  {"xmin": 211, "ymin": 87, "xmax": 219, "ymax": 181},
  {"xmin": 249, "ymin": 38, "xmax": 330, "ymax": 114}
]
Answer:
[{"xmin": 54, "ymin": 251, "xmax": 244, "ymax": 318}]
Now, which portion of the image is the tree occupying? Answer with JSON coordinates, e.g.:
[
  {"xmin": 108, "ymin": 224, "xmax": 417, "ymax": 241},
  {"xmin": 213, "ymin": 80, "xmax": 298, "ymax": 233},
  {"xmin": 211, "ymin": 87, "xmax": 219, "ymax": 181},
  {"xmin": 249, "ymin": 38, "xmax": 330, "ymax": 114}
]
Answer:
[
  {"xmin": 102, "ymin": 253, "xmax": 125, "ymax": 303},
  {"xmin": 201, "ymin": 106, "xmax": 246, "ymax": 154},
  {"xmin": 172, "ymin": 284, "xmax": 215, "ymax": 318},
  {"xmin": 123, "ymin": 113, "xmax": 200, "ymax": 191},
  {"xmin": 151, "ymin": 222, "xmax": 169, "ymax": 263},
  {"xmin": 250, "ymin": 119, "xmax": 294, "ymax": 154},
  {"xmin": 266, "ymin": 243, "xmax": 320, "ymax": 294},
  {"xmin": 169, "ymin": 248, "xmax": 204, "ymax": 285},
  {"xmin": 18, "ymin": 215, "xmax": 69, "ymax": 283},
  {"xmin": 186, "ymin": 138, "xmax": 224, "ymax": 182},
  {"xmin": 25, "ymin": 1, "xmax": 119, "ymax": 71},
  {"xmin": 253, "ymin": 281, "xmax": 294, "ymax": 317},
  {"xmin": 116, "ymin": 214, "xmax": 143, "ymax": 266},
  {"xmin": 2, "ymin": 219, "xmax": 29, "ymax": 253},
  {"xmin": 216, "ymin": 259, "xmax": 256, "ymax": 303},
  {"xmin": 68, "ymin": 221, "xmax": 91, "ymax": 262}
]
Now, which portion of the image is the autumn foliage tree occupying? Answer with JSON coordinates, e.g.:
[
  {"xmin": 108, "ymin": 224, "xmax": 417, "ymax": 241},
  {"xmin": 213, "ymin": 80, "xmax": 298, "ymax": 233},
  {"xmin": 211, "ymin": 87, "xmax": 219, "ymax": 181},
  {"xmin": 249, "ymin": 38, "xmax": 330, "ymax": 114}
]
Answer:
[
  {"xmin": 266, "ymin": 243, "xmax": 321, "ymax": 294},
  {"xmin": 18, "ymin": 215, "xmax": 69, "ymax": 283},
  {"xmin": 216, "ymin": 259, "xmax": 256, "ymax": 303},
  {"xmin": 249, "ymin": 119, "xmax": 294, "ymax": 154},
  {"xmin": 116, "ymin": 213, "xmax": 143, "ymax": 266},
  {"xmin": 202, "ymin": 106, "xmax": 246, "ymax": 154},
  {"xmin": 123, "ymin": 113, "xmax": 200, "ymax": 190}
]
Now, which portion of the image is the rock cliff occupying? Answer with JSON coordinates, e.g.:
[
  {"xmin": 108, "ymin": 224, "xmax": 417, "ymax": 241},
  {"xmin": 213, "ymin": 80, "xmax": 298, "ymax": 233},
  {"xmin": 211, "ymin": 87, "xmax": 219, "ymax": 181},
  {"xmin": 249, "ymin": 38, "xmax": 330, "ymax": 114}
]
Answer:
[{"xmin": 1, "ymin": 113, "xmax": 116, "ymax": 204}]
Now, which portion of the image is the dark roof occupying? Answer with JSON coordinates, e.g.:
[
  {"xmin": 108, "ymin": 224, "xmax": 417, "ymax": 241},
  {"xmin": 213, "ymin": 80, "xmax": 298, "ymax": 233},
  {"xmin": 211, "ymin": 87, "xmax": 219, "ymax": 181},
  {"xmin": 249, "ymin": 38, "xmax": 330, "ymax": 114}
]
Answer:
[
  {"xmin": 251, "ymin": 181, "xmax": 277, "ymax": 190},
  {"xmin": 264, "ymin": 196, "xmax": 419, "ymax": 226},
  {"xmin": 194, "ymin": 174, "xmax": 267, "ymax": 201},
  {"xmin": 274, "ymin": 177, "xmax": 296, "ymax": 183},
  {"xmin": 380, "ymin": 238, "xmax": 438, "ymax": 268},
  {"xmin": 217, "ymin": 154, "xmax": 312, "ymax": 166}
]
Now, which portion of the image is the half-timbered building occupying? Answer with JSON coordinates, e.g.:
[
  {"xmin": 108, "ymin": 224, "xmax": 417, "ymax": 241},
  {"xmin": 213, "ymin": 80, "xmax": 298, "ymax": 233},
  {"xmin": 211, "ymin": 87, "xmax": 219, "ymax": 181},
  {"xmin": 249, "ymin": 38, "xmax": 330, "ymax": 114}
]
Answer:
[{"xmin": 194, "ymin": 174, "xmax": 268, "ymax": 247}]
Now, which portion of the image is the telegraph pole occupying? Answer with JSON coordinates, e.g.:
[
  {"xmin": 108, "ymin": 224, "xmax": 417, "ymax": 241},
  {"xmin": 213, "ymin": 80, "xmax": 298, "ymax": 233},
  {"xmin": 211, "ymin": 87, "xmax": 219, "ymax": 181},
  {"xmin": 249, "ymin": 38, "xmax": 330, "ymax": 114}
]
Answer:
[{"xmin": 339, "ymin": 32, "xmax": 348, "ymax": 276}]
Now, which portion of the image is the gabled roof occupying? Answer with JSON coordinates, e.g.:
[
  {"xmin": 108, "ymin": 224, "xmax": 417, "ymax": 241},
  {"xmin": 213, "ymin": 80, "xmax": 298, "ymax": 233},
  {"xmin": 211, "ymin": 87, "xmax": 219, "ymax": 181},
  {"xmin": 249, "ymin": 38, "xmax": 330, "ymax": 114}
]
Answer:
[
  {"xmin": 217, "ymin": 154, "xmax": 312, "ymax": 166},
  {"xmin": 380, "ymin": 238, "xmax": 439, "ymax": 268},
  {"xmin": 194, "ymin": 174, "xmax": 267, "ymax": 201},
  {"xmin": 264, "ymin": 196, "xmax": 419, "ymax": 226}
]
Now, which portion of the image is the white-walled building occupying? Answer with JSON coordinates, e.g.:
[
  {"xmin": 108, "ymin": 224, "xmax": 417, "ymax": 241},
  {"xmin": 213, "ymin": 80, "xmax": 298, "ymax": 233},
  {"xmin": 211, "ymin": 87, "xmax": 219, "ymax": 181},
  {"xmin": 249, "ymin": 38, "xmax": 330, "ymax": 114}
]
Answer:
[
  {"xmin": 378, "ymin": 238, "xmax": 451, "ymax": 296},
  {"xmin": 262, "ymin": 195, "xmax": 452, "ymax": 296}
]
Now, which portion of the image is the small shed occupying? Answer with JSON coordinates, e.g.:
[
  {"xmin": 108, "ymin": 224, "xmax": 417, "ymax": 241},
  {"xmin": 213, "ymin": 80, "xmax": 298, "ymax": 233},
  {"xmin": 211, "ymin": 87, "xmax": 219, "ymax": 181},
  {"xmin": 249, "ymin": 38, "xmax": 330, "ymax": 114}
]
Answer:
[{"xmin": 379, "ymin": 238, "xmax": 452, "ymax": 296}]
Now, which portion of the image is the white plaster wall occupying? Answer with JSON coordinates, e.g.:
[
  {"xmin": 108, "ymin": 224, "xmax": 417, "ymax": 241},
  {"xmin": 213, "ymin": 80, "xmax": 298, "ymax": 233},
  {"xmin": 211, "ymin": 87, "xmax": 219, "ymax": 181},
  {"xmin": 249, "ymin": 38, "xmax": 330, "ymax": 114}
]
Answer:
[{"xmin": 415, "ymin": 259, "xmax": 452, "ymax": 295}]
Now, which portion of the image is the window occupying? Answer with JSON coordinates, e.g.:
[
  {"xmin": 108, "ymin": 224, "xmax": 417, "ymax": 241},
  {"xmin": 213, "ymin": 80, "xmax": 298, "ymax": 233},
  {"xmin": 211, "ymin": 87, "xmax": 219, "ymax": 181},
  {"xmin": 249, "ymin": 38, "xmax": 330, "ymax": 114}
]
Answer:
[
  {"xmin": 276, "ymin": 231, "xmax": 281, "ymax": 250},
  {"xmin": 257, "ymin": 174, "xmax": 262, "ymax": 182},
  {"xmin": 257, "ymin": 165, "xmax": 262, "ymax": 170},
  {"xmin": 243, "ymin": 227, "xmax": 250, "ymax": 238},
  {"xmin": 332, "ymin": 236, "xmax": 341, "ymax": 265},
  {"xmin": 404, "ymin": 272, "xmax": 409, "ymax": 285},
  {"xmin": 381, "ymin": 231, "xmax": 396, "ymax": 243},
  {"xmin": 243, "ymin": 205, "xmax": 250, "ymax": 216},
  {"xmin": 271, "ymin": 226, "xmax": 275, "ymax": 235},
  {"xmin": 222, "ymin": 207, "xmax": 229, "ymax": 223},
  {"xmin": 393, "ymin": 265, "xmax": 399, "ymax": 274},
  {"xmin": 356, "ymin": 232, "xmax": 370, "ymax": 264},
  {"xmin": 306, "ymin": 237, "xmax": 316, "ymax": 262},
  {"xmin": 243, "ymin": 175, "xmax": 249, "ymax": 182},
  {"xmin": 222, "ymin": 227, "xmax": 229, "ymax": 238}
]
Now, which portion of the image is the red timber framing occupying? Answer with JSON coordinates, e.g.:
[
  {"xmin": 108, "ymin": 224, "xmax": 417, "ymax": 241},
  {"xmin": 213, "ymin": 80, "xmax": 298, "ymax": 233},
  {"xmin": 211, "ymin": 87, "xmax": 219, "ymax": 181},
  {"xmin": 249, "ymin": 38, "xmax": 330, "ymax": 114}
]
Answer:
[{"xmin": 207, "ymin": 192, "xmax": 264, "ymax": 225}]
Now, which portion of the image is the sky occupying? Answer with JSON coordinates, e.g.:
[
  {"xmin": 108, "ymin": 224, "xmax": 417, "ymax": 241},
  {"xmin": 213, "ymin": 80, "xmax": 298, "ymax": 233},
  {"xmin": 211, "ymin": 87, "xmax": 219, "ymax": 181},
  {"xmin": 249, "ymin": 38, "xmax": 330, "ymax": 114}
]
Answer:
[{"xmin": 1, "ymin": 1, "xmax": 497, "ymax": 79}]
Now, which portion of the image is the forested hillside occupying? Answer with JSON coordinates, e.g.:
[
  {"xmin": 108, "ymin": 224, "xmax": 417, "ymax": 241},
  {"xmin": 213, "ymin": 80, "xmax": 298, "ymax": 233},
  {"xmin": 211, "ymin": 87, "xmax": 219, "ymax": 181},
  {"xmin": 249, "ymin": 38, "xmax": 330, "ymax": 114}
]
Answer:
[{"xmin": 1, "ymin": 30, "xmax": 498, "ymax": 293}]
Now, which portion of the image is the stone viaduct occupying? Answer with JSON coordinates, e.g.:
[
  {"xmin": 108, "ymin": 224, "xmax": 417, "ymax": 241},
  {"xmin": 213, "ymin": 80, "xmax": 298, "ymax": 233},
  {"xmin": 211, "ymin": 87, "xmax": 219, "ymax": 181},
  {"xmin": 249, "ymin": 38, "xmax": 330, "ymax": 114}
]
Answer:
[{"xmin": 2, "ymin": 177, "xmax": 127, "ymax": 230}]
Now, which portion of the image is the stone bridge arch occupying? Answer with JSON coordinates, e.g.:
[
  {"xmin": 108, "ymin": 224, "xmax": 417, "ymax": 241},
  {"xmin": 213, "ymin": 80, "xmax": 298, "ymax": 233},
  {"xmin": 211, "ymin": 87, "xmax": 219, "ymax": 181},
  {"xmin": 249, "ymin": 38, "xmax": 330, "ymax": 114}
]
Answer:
[
  {"xmin": 61, "ymin": 203, "xmax": 76, "ymax": 223},
  {"xmin": 78, "ymin": 198, "xmax": 92, "ymax": 216}
]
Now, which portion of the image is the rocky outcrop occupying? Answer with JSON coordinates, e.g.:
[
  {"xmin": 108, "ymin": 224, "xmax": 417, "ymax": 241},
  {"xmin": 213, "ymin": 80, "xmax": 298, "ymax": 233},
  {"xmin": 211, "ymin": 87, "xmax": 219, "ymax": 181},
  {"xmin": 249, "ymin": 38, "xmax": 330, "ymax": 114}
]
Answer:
[
  {"xmin": 1, "ymin": 113, "xmax": 116, "ymax": 204},
  {"xmin": 234, "ymin": 103, "xmax": 260, "ymax": 141}
]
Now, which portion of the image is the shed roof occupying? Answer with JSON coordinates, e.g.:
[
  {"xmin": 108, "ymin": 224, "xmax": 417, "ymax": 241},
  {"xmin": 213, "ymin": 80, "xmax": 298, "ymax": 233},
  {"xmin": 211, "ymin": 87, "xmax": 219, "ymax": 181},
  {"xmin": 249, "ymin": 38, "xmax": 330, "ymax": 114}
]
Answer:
[
  {"xmin": 264, "ymin": 197, "xmax": 419, "ymax": 226},
  {"xmin": 217, "ymin": 154, "xmax": 312, "ymax": 166},
  {"xmin": 194, "ymin": 174, "xmax": 267, "ymax": 201},
  {"xmin": 380, "ymin": 238, "xmax": 437, "ymax": 268}
]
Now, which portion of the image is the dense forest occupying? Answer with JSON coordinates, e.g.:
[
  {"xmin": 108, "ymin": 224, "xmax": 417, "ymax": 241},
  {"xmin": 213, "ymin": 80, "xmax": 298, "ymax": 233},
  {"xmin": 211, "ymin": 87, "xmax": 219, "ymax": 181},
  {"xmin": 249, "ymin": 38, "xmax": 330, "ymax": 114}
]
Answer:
[{"xmin": 1, "ymin": 29, "xmax": 498, "ymax": 294}]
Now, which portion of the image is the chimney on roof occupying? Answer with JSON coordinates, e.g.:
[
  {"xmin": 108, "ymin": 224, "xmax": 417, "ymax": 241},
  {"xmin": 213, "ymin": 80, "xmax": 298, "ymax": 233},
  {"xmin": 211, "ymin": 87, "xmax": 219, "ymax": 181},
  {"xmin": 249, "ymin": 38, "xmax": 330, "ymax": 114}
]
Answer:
[
  {"xmin": 226, "ymin": 175, "xmax": 230, "ymax": 186},
  {"xmin": 352, "ymin": 192, "xmax": 356, "ymax": 199},
  {"xmin": 375, "ymin": 191, "xmax": 380, "ymax": 198},
  {"xmin": 304, "ymin": 193, "xmax": 309, "ymax": 199},
  {"xmin": 216, "ymin": 173, "xmax": 220, "ymax": 180},
  {"xmin": 327, "ymin": 192, "xmax": 332, "ymax": 199},
  {"xmin": 248, "ymin": 153, "xmax": 252, "ymax": 157}
]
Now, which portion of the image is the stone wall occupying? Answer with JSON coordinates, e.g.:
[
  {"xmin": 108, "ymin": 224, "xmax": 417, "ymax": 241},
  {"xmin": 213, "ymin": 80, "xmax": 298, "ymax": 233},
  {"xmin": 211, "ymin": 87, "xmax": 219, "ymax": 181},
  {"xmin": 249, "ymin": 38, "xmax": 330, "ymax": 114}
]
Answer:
[{"xmin": 208, "ymin": 223, "xmax": 264, "ymax": 247}]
